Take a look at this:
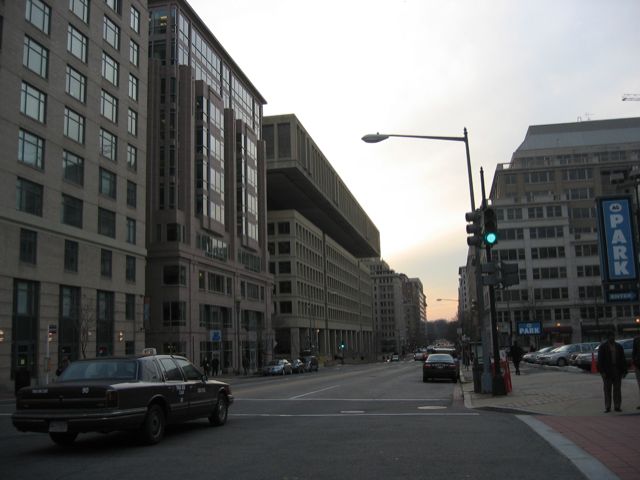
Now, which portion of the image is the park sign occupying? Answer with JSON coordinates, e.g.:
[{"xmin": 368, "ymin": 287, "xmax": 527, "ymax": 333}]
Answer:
[
  {"xmin": 596, "ymin": 196, "xmax": 638, "ymax": 283},
  {"xmin": 517, "ymin": 322, "xmax": 541, "ymax": 335}
]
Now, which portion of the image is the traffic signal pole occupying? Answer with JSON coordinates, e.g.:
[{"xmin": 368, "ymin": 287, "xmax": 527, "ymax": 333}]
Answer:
[{"xmin": 481, "ymin": 169, "xmax": 507, "ymax": 395}]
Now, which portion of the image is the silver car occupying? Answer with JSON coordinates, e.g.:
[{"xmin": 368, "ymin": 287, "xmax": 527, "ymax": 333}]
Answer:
[
  {"xmin": 262, "ymin": 359, "xmax": 292, "ymax": 376},
  {"xmin": 538, "ymin": 343, "xmax": 596, "ymax": 367}
]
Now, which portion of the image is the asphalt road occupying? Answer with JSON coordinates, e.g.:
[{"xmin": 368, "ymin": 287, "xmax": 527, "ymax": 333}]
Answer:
[{"xmin": 0, "ymin": 361, "xmax": 588, "ymax": 480}]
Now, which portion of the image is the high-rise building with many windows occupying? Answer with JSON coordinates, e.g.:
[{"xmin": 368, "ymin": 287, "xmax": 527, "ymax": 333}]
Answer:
[
  {"xmin": 481, "ymin": 118, "xmax": 640, "ymax": 349},
  {"xmin": 0, "ymin": 0, "xmax": 149, "ymax": 392},
  {"xmin": 145, "ymin": 0, "xmax": 272, "ymax": 374}
]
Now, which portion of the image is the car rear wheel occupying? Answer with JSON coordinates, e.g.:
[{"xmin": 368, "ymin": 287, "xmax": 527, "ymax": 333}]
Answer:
[
  {"xmin": 209, "ymin": 393, "xmax": 228, "ymax": 426},
  {"xmin": 557, "ymin": 358, "xmax": 567, "ymax": 367},
  {"xmin": 139, "ymin": 404, "xmax": 165, "ymax": 445},
  {"xmin": 49, "ymin": 432, "xmax": 78, "ymax": 446}
]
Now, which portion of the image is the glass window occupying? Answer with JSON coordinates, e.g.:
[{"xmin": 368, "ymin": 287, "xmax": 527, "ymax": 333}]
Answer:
[
  {"xmin": 98, "ymin": 207, "xmax": 115, "ymax": 238},
  {"xmin": 99, "ymin": 167, "xmax": 116, "ymax": 198},
  {"xmin": 16, "ymin": 177, "xmax": 43, "ymax": 216},
  {"xmin": 127, "ymin": 144, "xmax": 137, "ymax": 170},
  {"xmin": 18, "ymin": 129, "xmax": 44, "ymax": 169},
  {"xmin": 129, "ymin": 39, "xmax": 139, "ymax": 67},
  {"xmin": 130, "ymin": 6, "xmax": 140, "ymax": 33},
  {"xmin": 128, "ymin": 74, "xmax": 138, "ymax": 101},
  {"xmin": 64, "ymin": 239, "xmax": 79, "ymax": 272},
  {"xmin": 20, "ymin": 82, "xmax": 46, "ymax": 123},
  {"xmin": 127, "ymin": 181, "xmax": 136, "ymax": 207},
  {"xmin": 100, "ymin": 89, "xmax": 118, "ymax": 123},
  {"xmin": 101, "ymin": 52, "xmax": 119, "ymax": 86},
  {"xmin": 125, "ymin": 294, "xmax": 135, "ymax": 321},
  {"xmin": 20, "ymin": 229, "xmax": 37, "ymax": 264},
  {"xmin": 64, "ymin": 107, "xmax": 85, "ymax": 144},
  {"xmin": 101, "ymin": 249, "xmax": 112, "ymax": 277},
  {"xmin": 65, "ymin": 65, "xmax": 86, "ymax": 103},
  {"xmin": 69, "ymin": 0, "xmax": 89, "ymax": 23},
  {"xmin": 25, "ymin": 0, "xmax": 51, "ymax": 34},
  {"xmin": 63, "ymin": 150, "xmax": 84, "ymax": 185},
  {"xmin": 67, "ymin": 25, "xmax": 88, "ymax": 63},
  {"xmin": 127, "ymin": 109, "xmax": 137, "ymax": 136},
  {"xmin": 105, "ymin": 0, "xmax": 121, "ymax": 15},
  {"xmin": 99, "ymin": 128, "xmax": 117, "ymax": 161},
  {"xmin": 126, "ymin": 217, "xmax": 136, "ymax": 244},
  {"xmin": 126, "ymin": 255, "xmax": 136, "ymax": 281},
  {"xmin": 61, "ymin": 194, "xmax": 83, "ymax": 228},
  {"xmin": 23, "ymin": 36, "xmax": 48, "ymax": 78},
  {"xmin": 103, "ymin": 16, "xmax": 120, "ymax": 50}
]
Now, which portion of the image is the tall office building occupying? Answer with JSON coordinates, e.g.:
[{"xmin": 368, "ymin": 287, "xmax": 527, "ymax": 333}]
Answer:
[
  {"xmin": 0, "ymin": 0, "xmax": 149, "ymax": 392},
  {"xmin": 402, "ymin": 277, "xmax": 427, "ymax": 349},
  {"xmin": 485, "ymin": 118, "xmax": 640, "ymax": 348},
  {"xmin": 264, "ymin": 114, "xmax": 379, "ymax": 360},
  {"xmin": 145, "ymin": 0, "xmax": 272, "ymax": 373}
]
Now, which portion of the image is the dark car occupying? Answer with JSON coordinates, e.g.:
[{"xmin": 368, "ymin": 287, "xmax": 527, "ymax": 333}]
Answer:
[
  {"xmin": 291, "ymin": 359, "xmax": 306, "ymax": 373},
  {"xmin": 12, "ymin": 353, "xmax": 233, "ymax": 446},
  {"xmin": 303, "ymin": 355, "xmax": 319, "ymax": 372},
  {"xmin": 423, "ymin": 353, "xmax": 459, "ymax": 383}
]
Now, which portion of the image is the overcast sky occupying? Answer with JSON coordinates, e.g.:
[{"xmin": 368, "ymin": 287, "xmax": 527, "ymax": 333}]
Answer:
[{"xmin": 189, "ymin": 0, "xmax": 640, "ymax": 320}]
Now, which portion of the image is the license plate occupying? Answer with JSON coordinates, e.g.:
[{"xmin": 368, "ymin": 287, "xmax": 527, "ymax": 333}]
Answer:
[
  {"xmin": 49, "ymin": 421, "xmax": 68, "ymax": 433},
  {"xmin": 436, "ymin": 365, "xmax": 444, "ymax": 369}
]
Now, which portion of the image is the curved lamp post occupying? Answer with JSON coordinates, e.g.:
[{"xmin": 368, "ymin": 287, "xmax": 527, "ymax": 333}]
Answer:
[{"xmin": 362, "ymin": 130, "xmax": 500, "ymax": 395}]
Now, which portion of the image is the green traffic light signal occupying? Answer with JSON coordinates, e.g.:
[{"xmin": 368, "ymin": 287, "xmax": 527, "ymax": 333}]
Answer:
[{"xmin": 483, "ymin": 207, "xmax": 498, "ymax": 246}]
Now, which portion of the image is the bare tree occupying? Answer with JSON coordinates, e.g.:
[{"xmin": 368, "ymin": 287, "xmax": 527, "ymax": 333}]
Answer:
[{"xmin": 75, "ymin": 296, "xmax": 95, "ymax": 359}]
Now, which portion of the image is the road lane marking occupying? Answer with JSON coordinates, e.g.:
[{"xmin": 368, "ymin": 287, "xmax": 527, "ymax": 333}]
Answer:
[
  {"xmin": 340, "ymin": 410, "xmax": 365, "ymax": 414},
  {"xmin": 237, "ymin": 397, "xmax": 448, "ymax": 402},
  {"xmin": 288, "ymin": 385, "xmax": 341, "ymax": 399},
  {"xmin": 231, "ymin": 412, "xmax": 479, "ymax": 417},
  {"xmin": 417, "ymin": 406, "xmax": 447, "ymax": 410}
]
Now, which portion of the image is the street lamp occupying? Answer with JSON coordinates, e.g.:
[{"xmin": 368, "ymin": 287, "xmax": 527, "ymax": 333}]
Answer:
[{"xmin": 362, "ymin": 129, "xmax": 502, "ymax": 395}]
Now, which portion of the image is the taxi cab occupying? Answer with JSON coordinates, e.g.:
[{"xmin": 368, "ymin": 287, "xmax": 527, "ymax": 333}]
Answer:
[{"xmin": 12, "ymin": 350, "xmax": 233, "ymax": 446}]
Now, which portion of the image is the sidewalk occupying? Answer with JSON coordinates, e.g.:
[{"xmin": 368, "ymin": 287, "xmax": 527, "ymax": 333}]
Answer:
[{"xmin": 460, "ymin": 362, "xmax": 640, "ymax": 480}]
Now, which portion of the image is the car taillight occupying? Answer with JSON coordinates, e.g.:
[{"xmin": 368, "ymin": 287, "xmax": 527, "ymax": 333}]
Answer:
[{"xmin": 105, "ymin": 389, "xmax": 118, "ymax": 408}]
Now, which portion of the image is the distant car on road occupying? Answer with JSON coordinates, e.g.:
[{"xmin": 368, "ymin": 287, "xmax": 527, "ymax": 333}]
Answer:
[
  {"xmin": 422, "ymin": 353, "xmax": 459, "ymax": 383},
  {"xmin": 414, "ymin": 351, "xmax": 427, "ymax": 361},
  {"xmin": 12, "ymin": 353, "xmax": 233, "ymax": 446},
  {"xmin": 262, "ymin": 359, "xmax": 292, "ymax": 376},
  {"xmin": 302, "ymin": 355, "xmax": 319, "ymax": 372},
  {"xmin": 390, "ymin": 354, "xmax": 400, "ymax": 362},
  {"xmin": 291, "ymin": 359, "xmax": 306, "ymax": 374}
]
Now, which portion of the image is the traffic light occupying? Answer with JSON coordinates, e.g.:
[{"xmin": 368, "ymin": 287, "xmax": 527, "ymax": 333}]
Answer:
[
  {"xmin": 465, "ymin": 209, "xmax": 483, "ymax": 247},
  {"xmin": 118, "ymin": 331, "xmax": 125, "ymax": 342},
  {"xmin": 483, "ymin": 207, "xmax": 498, "ymax": 246},
  {"xmin": 339, "ymin": 342, "xmax": 345, "ymax": 350}
]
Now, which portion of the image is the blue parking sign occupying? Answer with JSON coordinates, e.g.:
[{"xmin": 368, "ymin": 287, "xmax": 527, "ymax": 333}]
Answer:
[{"xmin": 210, "ymin": 330, "xmax": 222, "ymax": 342}]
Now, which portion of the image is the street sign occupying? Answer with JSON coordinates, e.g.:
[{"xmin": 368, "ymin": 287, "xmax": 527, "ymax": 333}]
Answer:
[
  {"xmin": 597, "ymin": 196, "xmax": 638, "ymax": 282},
  {"xmin": 517, "ymin": 322, "xmax": 541, "ymax": 335},
  {"xmin": 210, "ymin": 329, "xmax": 222, "ymax": 342}
]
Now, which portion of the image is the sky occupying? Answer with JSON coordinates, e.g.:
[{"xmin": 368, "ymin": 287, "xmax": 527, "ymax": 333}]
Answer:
[{"xmin": 188, "ymin": 0, "xmax": 640, "ymax": 321}]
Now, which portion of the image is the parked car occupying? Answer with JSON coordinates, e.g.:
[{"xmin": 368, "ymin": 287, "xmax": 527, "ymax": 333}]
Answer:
[
  {"xmin": 12, "ymin": 353, "xmax": 233, "ymax": 446},
  {"xmin": 303, "ymin": 355, "xmax": 319, "ymax": 372},
  {"xmin": 523, "ymin": 346, "xmax": 553, "ymax": 363},
  {"xmin": 414, "ymin": 351, "xmax": 427, "ymax": 361},
  {"xmin": 539, "ymin": 343, "xmax": 600, "ymax": 367},
  {"xmin": 291, "ymin": 359, "xmax": 306, "ymax": 374},
  {"xmin": 422, "ymin": 353, "xmax": 459, "ymax": 383},
  {"xmin": 568, "ymin": 342, "xmax": 599, "ymax": 366},
  {"xmin": 574, "ymin": 346, "xmax": 599, "ymax": 370},
  {"xmin": 262, "ymin": 359, "xmax": 292, "ymax": 376}
]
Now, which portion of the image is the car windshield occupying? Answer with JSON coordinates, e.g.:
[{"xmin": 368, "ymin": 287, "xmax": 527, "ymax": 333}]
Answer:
[
  {"xmin": 59, "ymin": 360, "xmax": 138, "ymax": 382},
  {"xmin": 427, "ymin": 354, "xmax": 454, "ymax": 363},
  {"xmin": 554, "ymin": 345, "xmax": 570, "ymax": 352}
]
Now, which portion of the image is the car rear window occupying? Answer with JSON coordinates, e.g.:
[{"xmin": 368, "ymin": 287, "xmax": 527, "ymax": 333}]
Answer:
[{"xmin": 60, "ymin": 360, "xmax": 138, "ymax": 381}]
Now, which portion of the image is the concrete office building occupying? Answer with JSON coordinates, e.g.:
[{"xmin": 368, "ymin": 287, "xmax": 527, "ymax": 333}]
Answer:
[
  {"xmin": 145, "ymin": 0, "xmax": 272, "ymax": 374},
  {"xmin": 363, "ymin": 258, "xmax": 407, "ymax": 355},
  {"xmin": 486, "ymin": 117, "xmax": 640, "ymax": 348},
  {"xmin": 0, "ymin": 0, "xmax": 149, "ymax": 392},
  {"xmin": 402, "ymin": 277, "xmax": 427, "ymax": 349},
  {"xmin": 264, "ymin": 114, "xmax": 379, "ymax": 361}
]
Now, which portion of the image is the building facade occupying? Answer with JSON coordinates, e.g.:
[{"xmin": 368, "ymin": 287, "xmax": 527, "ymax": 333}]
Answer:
[
  {"xmin": 0, "ymin": 0, "xmax": 149, "ymax": 392},
  {"xmin": 264, "ymin": 114, "xmax": 379, "ymax": 361},
  {"xmin": 487, "ymin": 118, "xmax": 640, "ymax": 348},
  {"xmin": 145, "ymin": 0, "xmax": 272, "ymax": 373},
  {"xmin": 402, "ymin": 277, "xmax": 427, "ymax": 349}
]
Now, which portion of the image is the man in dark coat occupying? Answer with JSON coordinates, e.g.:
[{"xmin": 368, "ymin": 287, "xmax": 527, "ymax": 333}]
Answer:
[
  {"xmin": 597, "ymin": 333, "xmax": 628, "ymax": 413},
  {"xmin": 632, "ymin": 335, "xmax": 640, "ymax": 410},
  {"xmin": 511, "ymin": 342, "xmax": 524, "ymax": 375}
]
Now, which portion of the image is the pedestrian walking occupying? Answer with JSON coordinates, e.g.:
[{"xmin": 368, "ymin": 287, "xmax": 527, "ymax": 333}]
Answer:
[
  {"xmin": 211, "ymin": 357, "xmax": 219, "ymax": 377},
  {"xmin": 597, "ymin": 332, "xmax": 628, "ymax": 413},
  {"xmin": 201, "ymin": 357, "xmax": 210, "ymax": 376},
  {"xmin": 511, "ymin": 342, "xmax": 524, "ymax": 375},
  {"xmin": 632, "ymin": 335, "xmax": 640, "ymax": 410}
]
